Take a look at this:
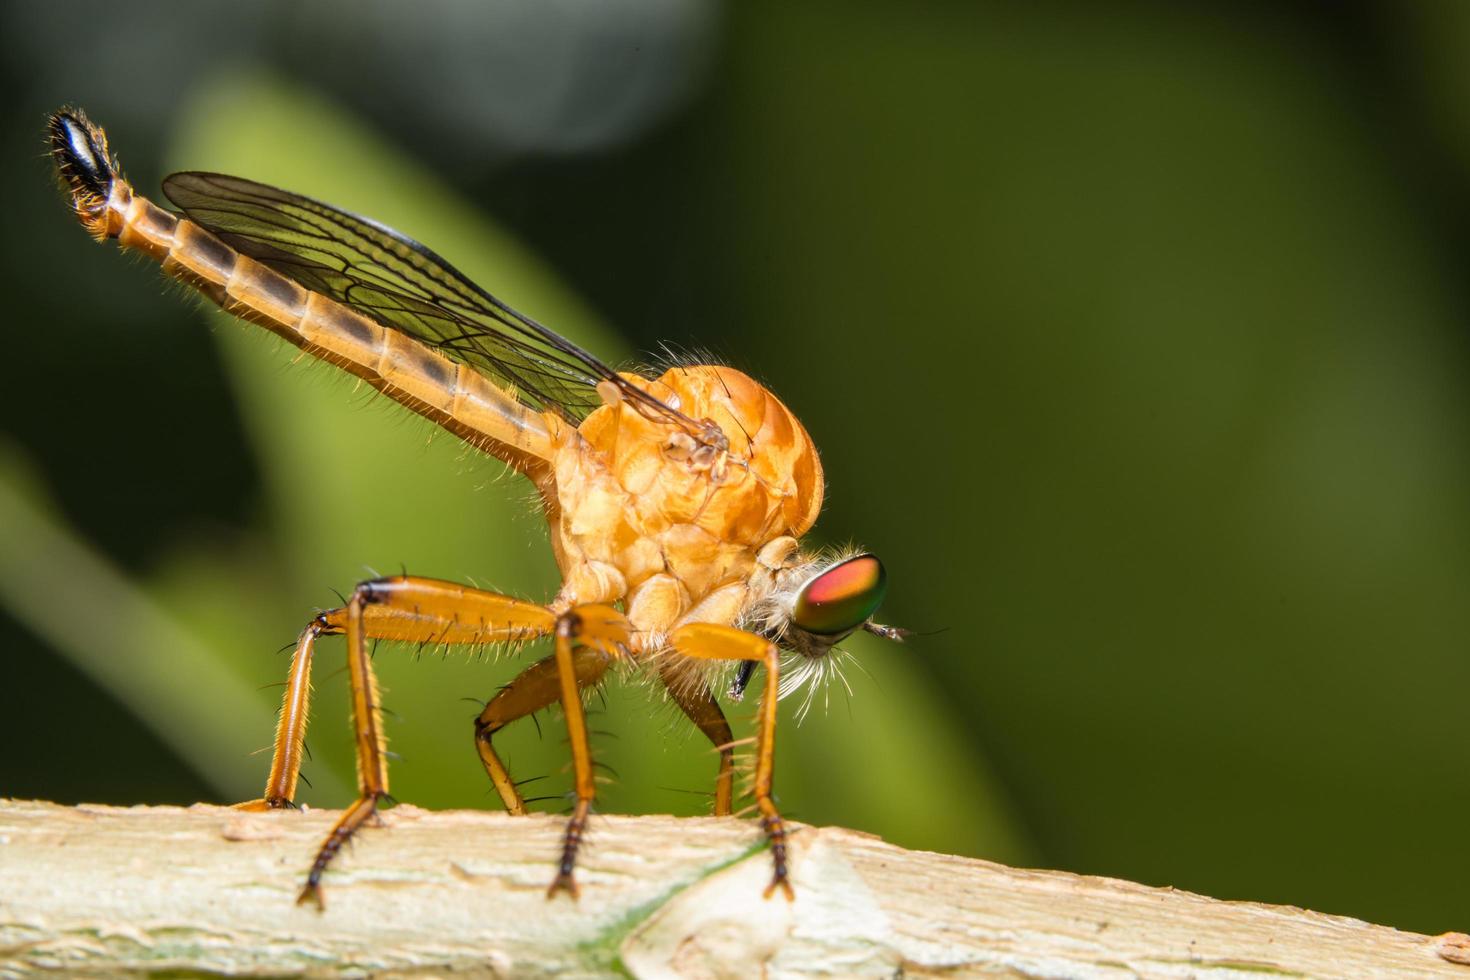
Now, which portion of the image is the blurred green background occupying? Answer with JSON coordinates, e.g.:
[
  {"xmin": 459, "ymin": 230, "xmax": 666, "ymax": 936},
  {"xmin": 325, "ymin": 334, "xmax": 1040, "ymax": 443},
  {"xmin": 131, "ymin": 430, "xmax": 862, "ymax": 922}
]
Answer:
[{"xmin": 2, "ymin": 0, "xmax": 1468, "ymax": 934}]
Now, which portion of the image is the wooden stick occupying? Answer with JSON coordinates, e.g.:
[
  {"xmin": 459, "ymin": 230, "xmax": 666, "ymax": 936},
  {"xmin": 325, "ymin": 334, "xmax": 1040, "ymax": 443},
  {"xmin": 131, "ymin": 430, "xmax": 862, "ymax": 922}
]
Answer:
[{"xmin": 1, "ymin": 799, "xmax": 1464, "ymax": 977}]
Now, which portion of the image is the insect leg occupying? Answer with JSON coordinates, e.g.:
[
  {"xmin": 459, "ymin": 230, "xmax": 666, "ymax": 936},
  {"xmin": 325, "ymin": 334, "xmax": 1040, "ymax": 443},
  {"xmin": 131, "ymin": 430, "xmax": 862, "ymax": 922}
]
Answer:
[
  {"xmin": 547, "ymin": 604, "xmax": 630, "ymax": 899},
  {"xmin": 237, "ymin": 578, "xmax": 555, "ymax": 813},
  {"xmin": 298, "ymin": 587, "xmax": 384, "ymax": 909},
  {"xmin": 474, "ymin": 649, "xmax": 611, "ymax": 815},
  {"xmin": 234, "ymin": 615, "xmax": 332, "ymax": 811},
  {"xmin": 246, "ymin": 577, "xmax": 554, "ymax": 909},
  {"xmin": 657, "ymin": 660, "xmax": 735, "ymax": 816},
  {"xmin": 666, "ymin": 624, "xmax": 791, "ymax": 900}
]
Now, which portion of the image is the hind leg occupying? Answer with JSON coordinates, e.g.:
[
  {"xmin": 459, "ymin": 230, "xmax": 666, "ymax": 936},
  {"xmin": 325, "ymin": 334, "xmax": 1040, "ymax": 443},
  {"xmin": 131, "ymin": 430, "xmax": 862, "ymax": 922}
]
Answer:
[
  {"xmin": 235, "ymin": 576, "xmax": 555, "ymax": 813},
  {"xmin": 227, "ymin": 575, "xmax": 556, "ymax": 908}
]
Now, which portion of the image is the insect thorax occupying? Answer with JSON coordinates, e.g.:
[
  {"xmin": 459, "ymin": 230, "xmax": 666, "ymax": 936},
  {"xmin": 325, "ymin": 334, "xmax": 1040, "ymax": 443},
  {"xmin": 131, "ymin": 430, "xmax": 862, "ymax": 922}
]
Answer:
[{"xmin": 550, "ymin": 364, "xmax": 824, "ymax": 635}]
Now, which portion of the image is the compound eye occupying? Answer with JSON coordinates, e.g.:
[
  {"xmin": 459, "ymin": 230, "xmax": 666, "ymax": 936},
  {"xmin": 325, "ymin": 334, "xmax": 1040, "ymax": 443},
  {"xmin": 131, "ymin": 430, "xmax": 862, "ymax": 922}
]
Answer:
[{"xmin": 792, "ymin": 554, "xmax": 887, "ymax": 636}]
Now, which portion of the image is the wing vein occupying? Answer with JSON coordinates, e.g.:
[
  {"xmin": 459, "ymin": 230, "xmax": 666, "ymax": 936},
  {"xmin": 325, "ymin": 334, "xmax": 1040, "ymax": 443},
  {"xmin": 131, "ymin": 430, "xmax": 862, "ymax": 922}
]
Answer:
[{"xmin": 163, "ymin": 171, "xmax": 694, "ymax": 426}]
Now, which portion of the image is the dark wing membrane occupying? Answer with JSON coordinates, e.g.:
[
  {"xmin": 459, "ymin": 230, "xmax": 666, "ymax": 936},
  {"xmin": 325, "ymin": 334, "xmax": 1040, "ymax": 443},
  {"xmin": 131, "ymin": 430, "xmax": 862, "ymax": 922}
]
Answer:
[{"xmin": 162, "ymin": 171, "xmax": 690, "ymax": 426}]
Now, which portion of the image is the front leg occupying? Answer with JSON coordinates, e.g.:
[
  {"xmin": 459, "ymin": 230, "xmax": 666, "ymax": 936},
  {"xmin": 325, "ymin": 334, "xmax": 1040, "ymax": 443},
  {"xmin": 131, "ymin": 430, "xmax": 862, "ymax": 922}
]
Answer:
[{"xmin": 666, "ymin": 623, "xmax": 792, "ymax": 900}]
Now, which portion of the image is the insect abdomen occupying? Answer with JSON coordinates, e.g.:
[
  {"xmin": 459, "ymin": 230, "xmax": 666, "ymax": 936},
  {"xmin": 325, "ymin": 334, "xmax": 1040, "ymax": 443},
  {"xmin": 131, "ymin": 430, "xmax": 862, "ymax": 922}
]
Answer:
[{"xmin": 48, "ymin": 111, "xmax": 557, "ymax": 472}]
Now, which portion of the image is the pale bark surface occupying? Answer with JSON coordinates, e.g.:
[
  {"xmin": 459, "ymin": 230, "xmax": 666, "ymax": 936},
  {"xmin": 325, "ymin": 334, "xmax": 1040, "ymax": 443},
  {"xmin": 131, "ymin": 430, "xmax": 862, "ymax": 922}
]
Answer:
[{"xmin": 0, "ymin": 799, "xmax": 1465, "ymax": 978}]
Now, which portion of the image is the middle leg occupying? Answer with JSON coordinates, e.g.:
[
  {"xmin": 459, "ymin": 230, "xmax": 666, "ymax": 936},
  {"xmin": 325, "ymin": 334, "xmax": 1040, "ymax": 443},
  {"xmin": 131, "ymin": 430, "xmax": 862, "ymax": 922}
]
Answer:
[
  {"xmin": 546, "ymin": 604, "xmax": 631, "ymax": 899},
  {"xmin": 658, "ymin": 659, "xmax": 736, "ymax": 816},
  {"xmin": 474, "ymin": 647, "xmax": 612, "ymax": 814}
]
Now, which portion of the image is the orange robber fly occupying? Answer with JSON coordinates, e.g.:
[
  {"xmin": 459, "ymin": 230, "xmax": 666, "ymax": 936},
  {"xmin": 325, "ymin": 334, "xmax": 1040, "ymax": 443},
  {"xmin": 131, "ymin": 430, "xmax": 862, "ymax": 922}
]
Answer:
[{"xmin": 47, "ymin": 107, "xmax": 907, "ymax": 907}]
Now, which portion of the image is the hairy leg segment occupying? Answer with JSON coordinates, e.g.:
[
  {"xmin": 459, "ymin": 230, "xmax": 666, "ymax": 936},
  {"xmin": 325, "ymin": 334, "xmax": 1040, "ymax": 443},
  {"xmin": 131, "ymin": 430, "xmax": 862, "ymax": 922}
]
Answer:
[
  {"xmin": 658, "ymin": 659, "xmax": 736, "ymax": 817},
  {"xmin": 473, "ymin": 647, "xmax": 612, "ymax": 815},
  {"xmin": 545, "ymin": 604, "xmax": 631, "ymax": 898},
  {"xmin": 666, "ymin": 623, "xmax": 792, "ymax": 900},
  {"xmin": 235, "ymin": 576, "xmax": 556, "ymax": 815},
  {"xmin": 234, "ymin": 575, "xmax": 630, "ymax": 907}
]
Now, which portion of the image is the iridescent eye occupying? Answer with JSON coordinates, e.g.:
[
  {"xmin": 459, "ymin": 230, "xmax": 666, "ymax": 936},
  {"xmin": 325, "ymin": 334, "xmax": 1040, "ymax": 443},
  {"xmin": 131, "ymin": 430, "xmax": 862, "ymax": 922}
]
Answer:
[{"xmin": 792, "ymin": 554, "xmax": 887, "ymax": 636}]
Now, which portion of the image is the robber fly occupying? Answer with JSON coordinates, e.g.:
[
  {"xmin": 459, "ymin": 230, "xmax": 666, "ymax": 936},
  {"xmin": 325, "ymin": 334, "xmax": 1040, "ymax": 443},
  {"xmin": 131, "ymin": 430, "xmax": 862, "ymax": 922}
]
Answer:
[{"xmin": 47, "ymin": 107, "xmax": 906, "ymax": 907}]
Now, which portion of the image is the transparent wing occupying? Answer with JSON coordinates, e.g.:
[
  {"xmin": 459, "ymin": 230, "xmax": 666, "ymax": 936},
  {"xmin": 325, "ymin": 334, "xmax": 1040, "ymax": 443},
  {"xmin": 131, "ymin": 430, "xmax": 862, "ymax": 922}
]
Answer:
[{"xmin": 163, "ymin": 171, "xmax": 691, "ymax": 426}]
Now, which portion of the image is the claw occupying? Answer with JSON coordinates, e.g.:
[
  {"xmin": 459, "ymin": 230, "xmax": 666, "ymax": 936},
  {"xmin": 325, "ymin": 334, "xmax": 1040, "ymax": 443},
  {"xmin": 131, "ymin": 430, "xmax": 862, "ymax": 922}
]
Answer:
[
  {"xmin": 295, "ymin": 881, "xmax": 325, "ymax": 911},
  {"xmin": 547, "ymin": 872, "xmax": 580, "ymax": 900},
  {"xmin": 763, "ymin": 875, "xmax": 795, "ymax": 902}
]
